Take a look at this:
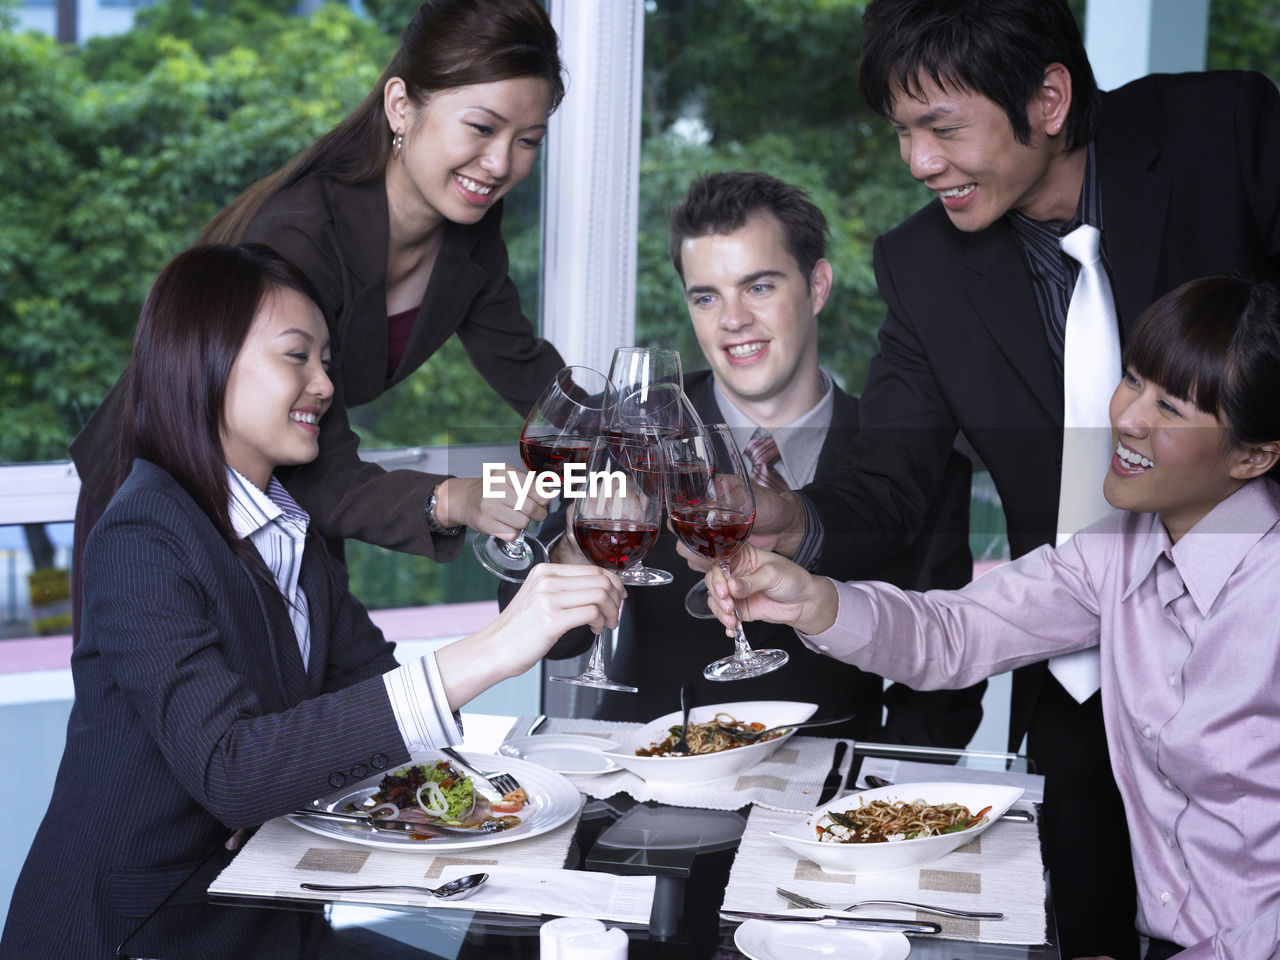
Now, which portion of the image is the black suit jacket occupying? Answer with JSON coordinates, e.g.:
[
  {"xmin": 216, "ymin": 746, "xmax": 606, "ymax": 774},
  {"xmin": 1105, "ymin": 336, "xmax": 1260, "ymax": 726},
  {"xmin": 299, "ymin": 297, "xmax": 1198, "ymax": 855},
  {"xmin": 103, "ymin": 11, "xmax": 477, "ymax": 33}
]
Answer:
[
  {"xmin": 1, "ymin": 459, "xmax": 414, "ymax": 959},
  {"xmin": 531, "ymin": 369, "xmax": 984, "ymax": 746},
  {"xmin": 799, "ymin": 71, "xmax": 1280, "ymax": 748},
  {"xmin": 69, "ymin": 175, "xmax": 564, "ymax": 558}
]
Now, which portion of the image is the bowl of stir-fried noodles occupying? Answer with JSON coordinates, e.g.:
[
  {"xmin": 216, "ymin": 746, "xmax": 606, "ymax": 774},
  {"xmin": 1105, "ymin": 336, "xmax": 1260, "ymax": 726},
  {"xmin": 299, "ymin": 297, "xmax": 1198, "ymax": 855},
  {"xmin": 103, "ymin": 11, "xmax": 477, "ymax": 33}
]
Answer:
[
  {"xmin": 770, "ymin": 781, "xmax": 1025, "ymax": 873},
  {"xmin": 603, "ymin": 700, "xmax": 817, "ymax": 785}
]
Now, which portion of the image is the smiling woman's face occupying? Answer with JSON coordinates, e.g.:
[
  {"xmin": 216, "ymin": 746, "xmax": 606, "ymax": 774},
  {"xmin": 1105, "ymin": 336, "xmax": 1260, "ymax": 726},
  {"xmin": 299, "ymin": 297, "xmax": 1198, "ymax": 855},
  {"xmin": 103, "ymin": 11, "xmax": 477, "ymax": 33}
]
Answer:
[{"xmin": 1103, "ymin": 367, "xmax": 1248, "ymax": 541}]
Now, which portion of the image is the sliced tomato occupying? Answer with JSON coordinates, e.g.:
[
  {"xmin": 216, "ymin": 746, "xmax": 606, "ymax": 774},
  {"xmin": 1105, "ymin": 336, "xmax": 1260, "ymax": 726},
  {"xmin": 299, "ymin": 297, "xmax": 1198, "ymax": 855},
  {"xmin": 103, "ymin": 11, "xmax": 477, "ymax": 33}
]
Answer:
[{"xmin": 489, "ymin": 800, "xmax": 525, "ymax": 814}]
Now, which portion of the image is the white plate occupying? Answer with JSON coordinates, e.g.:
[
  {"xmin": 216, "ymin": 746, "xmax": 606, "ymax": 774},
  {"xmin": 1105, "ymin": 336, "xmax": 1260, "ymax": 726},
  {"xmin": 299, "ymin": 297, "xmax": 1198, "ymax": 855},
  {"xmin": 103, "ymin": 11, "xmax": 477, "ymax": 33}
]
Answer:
[
  {"xmin": 498, "ymin": 734, "xmax": 621, "ymax": 775},
  {"xmin": 734, "ymin": 919, "xmax": 910, "ymax": 960},
  {"xmin": 287, "ymin": 751, "xmax": 582, "ymax": 853},
  {"xmin": 603, "ymin": 700, "xmax": 818, "ymax": 786},
  {"xmin": 770, "ymin": 780, "xmax": 1025, "ymax": 875}
]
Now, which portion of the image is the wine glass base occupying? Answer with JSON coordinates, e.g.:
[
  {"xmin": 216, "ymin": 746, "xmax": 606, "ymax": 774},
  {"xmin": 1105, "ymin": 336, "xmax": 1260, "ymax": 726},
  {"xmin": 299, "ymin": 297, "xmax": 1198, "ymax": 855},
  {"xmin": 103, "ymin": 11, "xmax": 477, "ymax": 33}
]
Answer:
[
  {"xmin": 703, "ymin": 648, "xmax": 789, "ymax": 681},
  {"xmin": 683, "ymin": 582, "xmax": 714, "ymax": 619},
  {"xmin": 549, "ymin": 673, "xmax": 638, "ymax": 693},
  {"xmin": 620, "ymin": 566, "xmax": 674, "ymax": 587},
  {"xmin": 472, "ymin": 534, "xmax": 549, "ymax": 584}
]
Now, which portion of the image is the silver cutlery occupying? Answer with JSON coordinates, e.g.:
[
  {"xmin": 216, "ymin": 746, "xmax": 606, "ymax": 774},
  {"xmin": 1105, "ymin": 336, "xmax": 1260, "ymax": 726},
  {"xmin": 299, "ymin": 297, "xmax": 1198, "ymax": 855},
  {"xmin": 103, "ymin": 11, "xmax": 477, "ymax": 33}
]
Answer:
[
  {"xmin": 440, "ymin": 746, "xmax": 523, "ymax": 797},
  {"xmin": 301, "ymin": 872, "xmax": 488, "ymax": 900},
  {"xmin": 860, "ymin": 775, "xmax": 1035, "ymax": 822},
  {"xmin": 670, "ymin": 681, "xmax": 694, "ymax": 755},
  {"xmin": 715, "ymin": 712, "xmax": 856, "ymax": 742},
  {"xmin": 289, "ymin": 808, "xmax": 485, "ymax": 837},
  {"xmin": 722, "ymin": 910, "xmax": 940, "ymax": 934},
  {"xmin": 526, "ymin": 714, "xmax": 548, "ymax": 736},
  {"xmin": 776, "ymin": 886, "xmax": 1004, "ymax": 921}
]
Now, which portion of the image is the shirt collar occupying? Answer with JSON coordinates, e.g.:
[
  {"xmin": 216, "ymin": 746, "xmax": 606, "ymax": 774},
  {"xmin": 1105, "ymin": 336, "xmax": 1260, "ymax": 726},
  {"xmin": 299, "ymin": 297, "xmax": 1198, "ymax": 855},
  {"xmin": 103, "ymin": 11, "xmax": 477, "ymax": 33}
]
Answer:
[
  {"xmin": 226, "ymin": 467, "xmax": 310, "ymax": 539},
  {"xmin": 1121, "ymin": 480, "xmax": 1280, "ymax": 615},
  {"xmin": 714, "ymin": 370, "xmax": 834, "ymax": 457}
]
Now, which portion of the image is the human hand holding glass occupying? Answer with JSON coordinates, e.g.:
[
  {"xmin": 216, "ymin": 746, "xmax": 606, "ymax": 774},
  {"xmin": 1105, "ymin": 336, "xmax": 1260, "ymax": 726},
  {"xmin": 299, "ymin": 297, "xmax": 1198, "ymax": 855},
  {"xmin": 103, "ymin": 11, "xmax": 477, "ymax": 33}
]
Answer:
[
  {"xmin": 661, "ymin": 423, "xmax": 789, "ymax": 681},
  {"xmin": 473, "ymin": 365, "xmax": 613, "ymax": 583},
  {"xmin": 551, "ymin": 435, "xmax": 663, "ymax": 692}
]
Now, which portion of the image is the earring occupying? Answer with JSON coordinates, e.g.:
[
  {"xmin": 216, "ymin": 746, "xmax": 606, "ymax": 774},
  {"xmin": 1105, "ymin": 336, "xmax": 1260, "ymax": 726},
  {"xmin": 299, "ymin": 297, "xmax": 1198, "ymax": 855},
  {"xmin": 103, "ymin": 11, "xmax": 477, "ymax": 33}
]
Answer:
[{"xmin": 393, "ymin": 131, "xmax": 404, "ymax": 159}]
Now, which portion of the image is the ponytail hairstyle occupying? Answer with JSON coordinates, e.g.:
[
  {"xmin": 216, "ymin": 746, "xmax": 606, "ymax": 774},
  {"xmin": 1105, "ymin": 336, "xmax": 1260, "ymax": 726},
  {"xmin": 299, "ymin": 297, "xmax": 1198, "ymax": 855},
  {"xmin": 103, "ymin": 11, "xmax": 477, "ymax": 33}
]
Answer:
[
  {"xmin": 1123, "ymin": 276, "xmax": 1280, "ymax": 480},
  {"xmin": 201, "ymin": 0, "xmax": 565, "ymax": 244},
  {"xmin": 119, "ymin": 243, "xmax": 325, "ymax": 574}
]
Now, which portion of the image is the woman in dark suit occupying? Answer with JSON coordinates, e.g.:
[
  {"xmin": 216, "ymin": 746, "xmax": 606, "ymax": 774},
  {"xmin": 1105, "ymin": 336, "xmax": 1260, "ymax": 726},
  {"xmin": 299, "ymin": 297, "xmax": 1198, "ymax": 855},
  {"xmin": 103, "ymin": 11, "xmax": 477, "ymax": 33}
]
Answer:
[
  {"xmin": 0, "ymin": 244, "xmax": 621, "ymax": 960},
  {"xmin": 69, "ymin": 0, "xmax": 568, "ymax": 638}
]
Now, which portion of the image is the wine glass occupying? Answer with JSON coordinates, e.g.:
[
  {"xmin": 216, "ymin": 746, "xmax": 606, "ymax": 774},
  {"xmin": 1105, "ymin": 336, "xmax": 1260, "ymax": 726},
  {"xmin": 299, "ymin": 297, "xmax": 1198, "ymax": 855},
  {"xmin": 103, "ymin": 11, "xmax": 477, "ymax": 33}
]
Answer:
[
  {"xmin": 472, "ymin": 366, "xmax": 613, "ymax": 583},
  {"xmin": 661, "ymin": 423, "xmax": 789, "ymax": 681},
  {"xmin": 552, "ymin": 435, "xmax": 662, "ymax": 692}
]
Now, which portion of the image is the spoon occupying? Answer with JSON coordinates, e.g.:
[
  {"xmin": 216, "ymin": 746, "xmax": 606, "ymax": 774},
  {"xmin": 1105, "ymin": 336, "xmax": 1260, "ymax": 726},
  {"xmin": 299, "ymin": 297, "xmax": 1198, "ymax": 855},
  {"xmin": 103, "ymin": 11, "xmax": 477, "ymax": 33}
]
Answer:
[
  {"xmin": 671, "ymin": 681, "xmax": 694, "ymax": 754},
  {"xmin": 715, "ymin": 712, "xmax": 857, "ymax": 742},
  {"xmin": 301, "ymin": 872, "xmax": 489, "ymax": 900},
  {"xmin": 862, "ymin": 775, "xmax": 1035, "ymax": 823}
]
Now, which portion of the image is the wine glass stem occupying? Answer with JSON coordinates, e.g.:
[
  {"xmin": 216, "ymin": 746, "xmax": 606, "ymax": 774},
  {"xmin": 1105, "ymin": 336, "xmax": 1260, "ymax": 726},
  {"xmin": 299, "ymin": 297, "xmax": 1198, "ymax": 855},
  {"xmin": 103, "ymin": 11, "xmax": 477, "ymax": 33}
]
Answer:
[
  {"xmin": 500, "ymin": 530, "xmax": 528, "ymax": 559},
  {"xmin": 717, "ymin": 561, "xmax": 757, "ymax": 661},
  {"xmin": 582, "ymin": 597, "xmax": 623, "ymax": 680}
]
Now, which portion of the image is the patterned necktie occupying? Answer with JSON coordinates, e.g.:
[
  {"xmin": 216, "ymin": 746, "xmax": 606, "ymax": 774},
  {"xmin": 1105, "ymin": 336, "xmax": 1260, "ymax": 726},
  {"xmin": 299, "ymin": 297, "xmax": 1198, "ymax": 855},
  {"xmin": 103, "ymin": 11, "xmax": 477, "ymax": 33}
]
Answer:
[
  {"xmin": 1050, "ymin": 223, "xmax": 1122, "ymax": 703},
  {"xmin": 743, "ymin": 428, "xmax": 789, "ymax": 493}
]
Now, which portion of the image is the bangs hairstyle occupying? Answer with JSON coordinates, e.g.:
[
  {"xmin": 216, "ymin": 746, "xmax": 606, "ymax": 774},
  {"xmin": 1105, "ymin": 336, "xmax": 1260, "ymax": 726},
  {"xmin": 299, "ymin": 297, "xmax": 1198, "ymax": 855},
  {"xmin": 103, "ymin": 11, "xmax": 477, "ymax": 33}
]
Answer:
[
  {"xmin": 1123, "ymin": 276, "xmax": 1280, "ymax": 469},
  {"xmin": 668, "ymin": 171, "xmax": 830, "ymax": 283},
  {"xmin": 858, "ymin": 0, "xmax": 1099, "ymax": 151},
  {"xmin": 121, "ymin": 244, "xmax": 322, "ymax": 547}
]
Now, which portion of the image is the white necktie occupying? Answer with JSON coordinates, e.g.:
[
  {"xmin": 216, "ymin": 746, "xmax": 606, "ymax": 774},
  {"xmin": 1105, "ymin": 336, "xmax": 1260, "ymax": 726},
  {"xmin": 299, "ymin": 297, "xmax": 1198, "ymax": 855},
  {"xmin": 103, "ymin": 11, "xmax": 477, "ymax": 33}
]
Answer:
[{"xmin": 1049, "ymin": 224, "xmax": 1121, "ymax": 703}]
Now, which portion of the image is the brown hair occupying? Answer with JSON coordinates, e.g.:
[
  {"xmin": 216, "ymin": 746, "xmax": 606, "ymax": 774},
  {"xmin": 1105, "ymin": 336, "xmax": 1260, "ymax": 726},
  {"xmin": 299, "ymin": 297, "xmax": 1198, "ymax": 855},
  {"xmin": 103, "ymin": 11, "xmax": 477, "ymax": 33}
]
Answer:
[
  {"xmin": 1124, "ymin": 276, "xmax": 1280, "ymax": 477},
  {"xmin": 121, "ymin": 244, "xmax": 323, "ymax": 561},
  {"xmin": 201, "ymin": 0, "xmax": 565, "ymax": 244}
]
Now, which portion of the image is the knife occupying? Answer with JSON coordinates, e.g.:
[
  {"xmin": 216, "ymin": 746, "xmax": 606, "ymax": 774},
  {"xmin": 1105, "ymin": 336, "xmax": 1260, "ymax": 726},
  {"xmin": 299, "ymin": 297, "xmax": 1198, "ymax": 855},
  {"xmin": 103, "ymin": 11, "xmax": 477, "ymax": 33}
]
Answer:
[
  {"xmin": 816, "ymin": 740, "xmax": 848, "ymax": 805},
  {"xmin": 721, "ymin": 911, "xmax": 941, "ymax": 934}
]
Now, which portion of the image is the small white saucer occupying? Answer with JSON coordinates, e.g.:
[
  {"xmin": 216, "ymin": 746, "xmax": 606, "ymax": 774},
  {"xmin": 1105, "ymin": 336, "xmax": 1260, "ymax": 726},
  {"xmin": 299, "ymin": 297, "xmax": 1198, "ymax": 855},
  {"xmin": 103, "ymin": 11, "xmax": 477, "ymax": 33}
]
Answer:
[
  {"xmin": 734, "ymin": 919, "xmax": 910, "ymax": 960},
  {"xmin": 499, "ymin": 734, "xmax": 622, "ymax": 775}
]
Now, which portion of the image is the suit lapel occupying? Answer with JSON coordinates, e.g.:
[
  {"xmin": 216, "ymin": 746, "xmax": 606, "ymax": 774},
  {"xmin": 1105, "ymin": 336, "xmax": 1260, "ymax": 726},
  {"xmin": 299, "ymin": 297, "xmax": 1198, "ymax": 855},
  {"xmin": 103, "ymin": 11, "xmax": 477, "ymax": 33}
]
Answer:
[
  {"xmin": 964, "ymin": 225, "xmax": 1062, "ymax": 423},
  {"xmin": 240, "ymin": 560, "xmax": 310, "ymax": 706},
  {"xmin": 299, "ymin": 542, "xmax": 331, "ymax": 696},
  {"xmin": 1097, "ymin": 127, "xmax": 1168, "ymax": 336}
]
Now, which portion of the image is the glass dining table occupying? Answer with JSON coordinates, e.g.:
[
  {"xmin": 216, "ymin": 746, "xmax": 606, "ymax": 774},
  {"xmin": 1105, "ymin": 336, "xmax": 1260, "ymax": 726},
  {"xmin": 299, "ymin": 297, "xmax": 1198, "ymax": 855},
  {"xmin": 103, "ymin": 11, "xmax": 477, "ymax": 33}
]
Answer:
[{"xmin": 116, "ymin": 714, "xmax": 1061, "ymax": 960}]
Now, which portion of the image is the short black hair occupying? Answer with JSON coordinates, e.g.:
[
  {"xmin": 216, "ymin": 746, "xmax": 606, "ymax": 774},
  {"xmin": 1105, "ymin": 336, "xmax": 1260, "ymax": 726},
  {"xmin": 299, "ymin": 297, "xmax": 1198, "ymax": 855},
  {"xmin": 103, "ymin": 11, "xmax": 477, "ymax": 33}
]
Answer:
[
  {"xmin": 858, "ymin": 0, "xmax": 1100, "ymax": 150},
  {"xmin": 668, "ymin": 171, "xmax": 829, "ymax": 284},
  {"xmin": 1125, "ymin": 276, "xmax": 1280, "ymax": 472}
]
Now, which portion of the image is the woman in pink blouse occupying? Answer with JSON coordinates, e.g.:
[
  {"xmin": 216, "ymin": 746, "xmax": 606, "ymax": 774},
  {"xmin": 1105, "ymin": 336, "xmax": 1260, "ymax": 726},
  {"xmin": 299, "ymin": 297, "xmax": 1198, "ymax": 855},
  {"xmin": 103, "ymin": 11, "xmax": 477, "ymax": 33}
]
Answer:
[{"xmin": 705, "ymin": 276, "xmax": 1280, "ymax": 960}]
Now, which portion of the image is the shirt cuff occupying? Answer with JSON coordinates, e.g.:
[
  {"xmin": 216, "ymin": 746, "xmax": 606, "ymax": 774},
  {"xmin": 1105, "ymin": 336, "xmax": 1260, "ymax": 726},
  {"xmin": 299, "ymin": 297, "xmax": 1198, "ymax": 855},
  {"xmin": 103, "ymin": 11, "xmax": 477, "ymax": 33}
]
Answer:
[
  {"xmin": 796, "ymin": 580, "xmax": 876, "ymax": 660},
  {"xmin": 382, "ymin": 652, "xmax": 464, "ymax": 755},
  {"xmin": 791, "ymin": 492, "xmax": 825, "ymax": 571}
]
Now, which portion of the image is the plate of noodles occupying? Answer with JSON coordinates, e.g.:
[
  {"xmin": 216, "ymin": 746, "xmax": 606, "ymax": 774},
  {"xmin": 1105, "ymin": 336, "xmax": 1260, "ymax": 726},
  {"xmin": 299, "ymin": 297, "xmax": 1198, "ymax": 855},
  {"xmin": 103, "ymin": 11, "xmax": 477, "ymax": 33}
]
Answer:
[
  {"xmin": 771, "ymin": 780, "xmax": 1025, "ymax": 874},
  {"xmin": 603, "ymin": 700, "xmax": 817, "ymax": 786}
]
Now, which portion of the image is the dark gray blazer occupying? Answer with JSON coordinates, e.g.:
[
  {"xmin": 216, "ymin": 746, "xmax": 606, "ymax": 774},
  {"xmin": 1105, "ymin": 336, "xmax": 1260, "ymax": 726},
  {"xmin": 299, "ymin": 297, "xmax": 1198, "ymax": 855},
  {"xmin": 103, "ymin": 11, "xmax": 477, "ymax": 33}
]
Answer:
[{"xmin": 1, "ymin": 459, "xmax": 414, "ymax": 959}]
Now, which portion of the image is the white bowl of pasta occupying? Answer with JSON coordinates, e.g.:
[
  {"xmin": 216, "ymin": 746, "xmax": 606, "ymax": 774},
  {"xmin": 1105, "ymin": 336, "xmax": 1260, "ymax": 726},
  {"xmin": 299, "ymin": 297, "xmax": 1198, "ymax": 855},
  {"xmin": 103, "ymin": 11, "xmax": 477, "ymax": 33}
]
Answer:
[
  {"xmin": 771, "ymin": 780, "xmax": 1025, "ymax": 874},
  {"xmin": 603, "ymin": 700, "xmax": 818, "ymax": 786}
]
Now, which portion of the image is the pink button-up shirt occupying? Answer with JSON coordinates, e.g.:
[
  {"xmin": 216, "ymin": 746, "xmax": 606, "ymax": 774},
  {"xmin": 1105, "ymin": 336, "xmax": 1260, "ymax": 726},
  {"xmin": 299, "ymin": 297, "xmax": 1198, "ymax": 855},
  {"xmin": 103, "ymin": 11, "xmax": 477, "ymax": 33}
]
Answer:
[{"xmin": 803, "ymin": 479, "xmax": 1280, "ymax": 959}]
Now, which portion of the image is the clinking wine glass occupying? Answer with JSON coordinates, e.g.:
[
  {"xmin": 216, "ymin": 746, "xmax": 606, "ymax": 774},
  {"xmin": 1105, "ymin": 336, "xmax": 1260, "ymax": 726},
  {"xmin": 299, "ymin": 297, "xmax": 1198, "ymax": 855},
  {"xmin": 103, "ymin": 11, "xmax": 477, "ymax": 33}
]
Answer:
[
  {"xmin": 472, "ymin": 365, "xmax": 613, "ymax": 583},
  {"xmin": 661, "ymin": 423, "xmax": 789, "ymax": 681},
  {"xmin": 553, "ymin": 435, "xmax": 663, "ymax": 693}
]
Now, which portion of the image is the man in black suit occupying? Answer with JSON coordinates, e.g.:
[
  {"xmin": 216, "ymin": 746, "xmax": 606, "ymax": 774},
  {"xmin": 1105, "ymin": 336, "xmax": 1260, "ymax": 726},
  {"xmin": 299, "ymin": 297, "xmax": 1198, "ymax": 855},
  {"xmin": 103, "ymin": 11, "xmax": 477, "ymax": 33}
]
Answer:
[
  {"xmin": 538, "ymin": 171, "xmax": 986, "ymax": 748},
  {"xmin": 744, "ymin": 3, "xmax": 1280, "ymax": 957}
]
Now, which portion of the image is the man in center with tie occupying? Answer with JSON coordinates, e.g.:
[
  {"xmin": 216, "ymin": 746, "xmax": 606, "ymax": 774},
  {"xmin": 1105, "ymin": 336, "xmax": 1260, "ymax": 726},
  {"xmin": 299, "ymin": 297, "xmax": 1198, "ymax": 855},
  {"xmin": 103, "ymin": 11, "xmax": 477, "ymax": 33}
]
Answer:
[{"xmin": 535, "ymin": 170, "xmax": 987, "ymax": 750}]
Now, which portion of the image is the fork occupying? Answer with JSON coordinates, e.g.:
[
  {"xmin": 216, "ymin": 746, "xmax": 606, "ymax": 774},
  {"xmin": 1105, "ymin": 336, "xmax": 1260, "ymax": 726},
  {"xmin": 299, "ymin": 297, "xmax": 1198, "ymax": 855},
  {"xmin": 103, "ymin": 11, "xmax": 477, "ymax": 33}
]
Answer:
[
  {"xmin": 440, "ymin": 746, "xmax": 522, "ymax": 797},
  {"xmin": 776, "ymin": 887, "xmax": 1004, "ymax": 920}
]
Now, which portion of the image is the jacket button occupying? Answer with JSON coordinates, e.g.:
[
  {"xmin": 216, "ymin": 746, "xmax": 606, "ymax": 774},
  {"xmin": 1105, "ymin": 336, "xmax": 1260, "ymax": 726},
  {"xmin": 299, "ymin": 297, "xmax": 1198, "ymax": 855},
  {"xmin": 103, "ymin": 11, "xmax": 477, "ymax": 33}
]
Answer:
[
  {"xmin": 350, "ymin": 764, "xmax": 368, "ymax": 779},
  {"xmin": 328, "ymin": 772, "xmax": 347, "ymax": 789},
  {"xmin": 371, "ymin": 754, "xmax": 389, "ymax": 770}
]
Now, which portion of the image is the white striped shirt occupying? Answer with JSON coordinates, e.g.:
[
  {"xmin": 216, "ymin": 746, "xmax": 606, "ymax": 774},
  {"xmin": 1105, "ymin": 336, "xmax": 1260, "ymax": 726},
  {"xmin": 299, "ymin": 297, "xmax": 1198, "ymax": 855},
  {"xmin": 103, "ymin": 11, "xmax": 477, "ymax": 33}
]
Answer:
[{"xmin": 226, "ymin": 467, "xmax": 461, "ymax": 751}]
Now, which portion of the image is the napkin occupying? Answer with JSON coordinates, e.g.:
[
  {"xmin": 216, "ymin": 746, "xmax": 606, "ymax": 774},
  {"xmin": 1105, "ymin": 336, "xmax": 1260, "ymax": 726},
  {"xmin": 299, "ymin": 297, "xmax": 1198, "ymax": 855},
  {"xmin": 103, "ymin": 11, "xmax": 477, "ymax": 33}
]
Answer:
[
  {"xmin": 721, "ymin": 805, "xmax": 1048, "ymax": 945},
  {"xmin": 509, "ymin": 716, "xmax": 852, "ymax": 812},
  {"xmin": 208, "ymin": 814, "xmax": 653, "ymax": 923}
]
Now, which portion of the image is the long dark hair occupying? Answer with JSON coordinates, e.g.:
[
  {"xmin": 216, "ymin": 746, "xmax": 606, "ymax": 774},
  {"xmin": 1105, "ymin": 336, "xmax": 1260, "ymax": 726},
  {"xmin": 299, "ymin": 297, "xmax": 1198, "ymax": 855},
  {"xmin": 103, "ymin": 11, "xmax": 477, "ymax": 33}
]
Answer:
[
  {"xmin": 858, "ymin": 0, "xmax": 1100, "ymax": 151},
  {"xmin": 201, "ymin": 0, "xmax": 565, "ymax": 244},
  {"xmin": 120, "ymin": 244, "xmax": 325, "ymax": 565},
  {"xmin": 1124, "ymin": 276, "xmax": 1280, "ymax": 479}
]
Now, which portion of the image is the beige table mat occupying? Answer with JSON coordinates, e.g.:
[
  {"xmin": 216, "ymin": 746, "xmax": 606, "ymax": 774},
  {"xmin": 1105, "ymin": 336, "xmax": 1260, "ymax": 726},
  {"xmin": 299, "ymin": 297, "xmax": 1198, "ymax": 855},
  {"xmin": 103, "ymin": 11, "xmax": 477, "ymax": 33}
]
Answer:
[
  {"xmin": 209, "ymin": 811, "xmax": 653, "ymax": 923},
  {"xmin": 720, "ymin": 804, "xmax": 1048, "ymax": 945},
  {"xmin": 510, "ymin": 716, "xmax": 853, "ymax": 812}
]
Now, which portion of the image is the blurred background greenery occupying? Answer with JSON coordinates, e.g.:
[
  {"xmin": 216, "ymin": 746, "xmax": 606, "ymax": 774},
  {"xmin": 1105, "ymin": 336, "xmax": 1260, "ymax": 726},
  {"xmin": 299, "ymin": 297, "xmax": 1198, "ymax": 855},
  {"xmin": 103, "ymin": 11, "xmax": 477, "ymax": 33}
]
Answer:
[{"xmin": 2, "ymin": 0, "xmax": 1276, "ymax": 607}]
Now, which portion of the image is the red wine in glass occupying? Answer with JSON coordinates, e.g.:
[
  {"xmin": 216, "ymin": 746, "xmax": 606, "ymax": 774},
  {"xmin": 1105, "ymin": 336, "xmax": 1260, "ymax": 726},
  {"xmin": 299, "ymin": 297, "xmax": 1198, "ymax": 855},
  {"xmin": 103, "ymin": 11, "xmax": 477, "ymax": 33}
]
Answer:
[
  {"xmin": 521, "ymin": 435, "xmax": 593, "ymax": 475},
  {"xmin": 661, "ymin": 423, "xmax": 789, "ymax": 681},
  {"xmin": 572, "ymin": 518, "xmax": 661, "ymax": 571}
]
